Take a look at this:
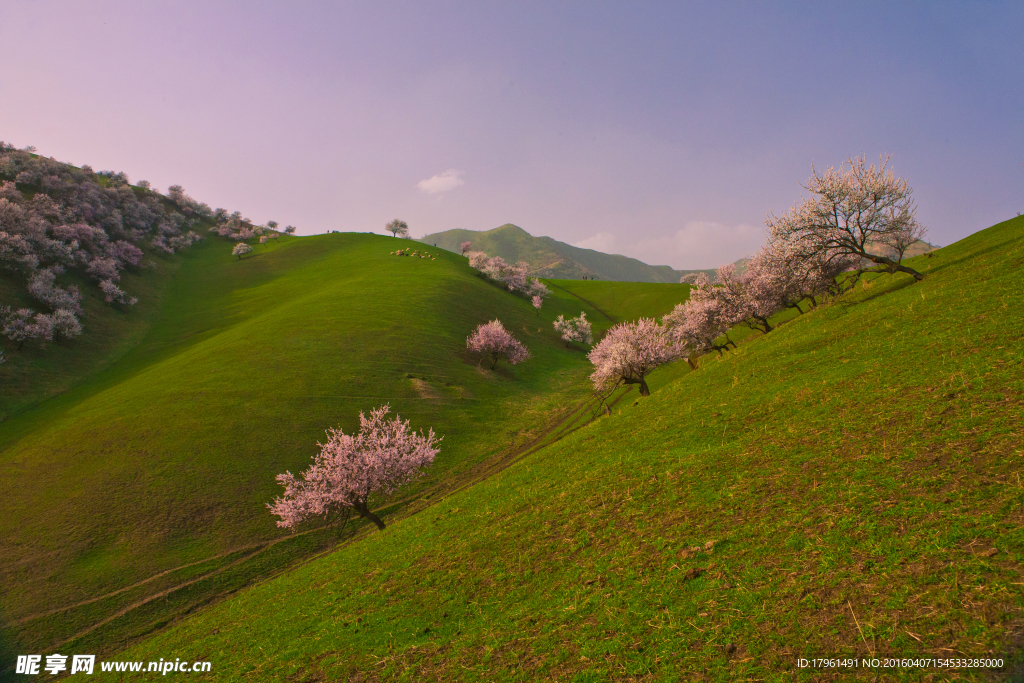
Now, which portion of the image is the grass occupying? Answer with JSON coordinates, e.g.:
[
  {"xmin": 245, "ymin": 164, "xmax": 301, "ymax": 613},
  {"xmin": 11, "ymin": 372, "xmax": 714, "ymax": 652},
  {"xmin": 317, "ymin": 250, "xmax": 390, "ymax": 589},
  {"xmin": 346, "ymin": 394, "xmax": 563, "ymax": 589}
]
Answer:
[
  {"xmin": 0, "ymin": 233, "xmax": 690, "ymax": 662},
  {"xmin": 544, "ymin": 279, "xmax": 692, "ymax": 329},
  {"xmin": 110, "ymin": 216, "xmax": 1024, "ymax": 681}
]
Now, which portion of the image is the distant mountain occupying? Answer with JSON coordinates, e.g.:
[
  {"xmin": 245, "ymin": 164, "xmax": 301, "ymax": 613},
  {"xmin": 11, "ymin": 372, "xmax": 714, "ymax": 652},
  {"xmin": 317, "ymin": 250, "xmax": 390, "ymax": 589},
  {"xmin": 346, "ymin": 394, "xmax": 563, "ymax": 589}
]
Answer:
[
  {"xmin": 418, "ymin": 224, "xmax": 938, "ymax": 283},
  {"xmin": 418, "ymin": 224, "xmax": 715, "ymax": 283}
]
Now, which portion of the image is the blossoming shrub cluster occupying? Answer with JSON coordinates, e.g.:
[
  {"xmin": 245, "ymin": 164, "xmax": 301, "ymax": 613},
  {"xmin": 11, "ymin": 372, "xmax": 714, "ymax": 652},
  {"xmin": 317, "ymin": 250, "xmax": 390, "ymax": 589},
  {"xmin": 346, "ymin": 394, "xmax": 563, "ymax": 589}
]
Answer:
[
  {"xmin": 465, "ymin": 251, "xmax": 550, "ymax": 307},
  {"xmin": 209, "ymin": 213, "xmax": 294, "ymax": 242},
  {"xmin": 553, "ymin": 312, "xmax": 592, "ymax": 346},
  {"xmin": 0, "ymin": 142, "xmax": 212, "ymax": 351},
  {"xmin": 466, "ymin": 319, "xmax": 531, "ymax": 369}
]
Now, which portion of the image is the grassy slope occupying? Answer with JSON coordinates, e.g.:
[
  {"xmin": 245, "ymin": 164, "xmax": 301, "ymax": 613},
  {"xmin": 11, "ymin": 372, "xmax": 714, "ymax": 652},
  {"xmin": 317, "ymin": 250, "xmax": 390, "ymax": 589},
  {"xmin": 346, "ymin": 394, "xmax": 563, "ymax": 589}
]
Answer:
[
  {"xmin": 0, "ymin": 234, "xmax": 690, "ymax": 660},
  {"xmin": 545, "ymin": 280, "xmax": 691, "ymax": 328},
  {"xmin": 119, "ymin": 217, "xmax": 1023, "ymax": 681}
]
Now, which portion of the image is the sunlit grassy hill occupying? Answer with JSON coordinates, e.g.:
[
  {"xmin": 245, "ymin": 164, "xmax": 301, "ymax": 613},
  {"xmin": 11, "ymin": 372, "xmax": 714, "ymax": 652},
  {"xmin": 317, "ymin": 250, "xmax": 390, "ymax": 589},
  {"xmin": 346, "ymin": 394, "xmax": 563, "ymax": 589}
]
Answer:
[
  {"xmin": 0, "ymin": 233, "xmax": 700, "ymax": 665},
  {"xmin": 546, "ymin": 279, "xmax": 692, "ymax": 327},
  {"xmin": 117, "ymin": 217, "xmax": 1023, "ymax": 681}
]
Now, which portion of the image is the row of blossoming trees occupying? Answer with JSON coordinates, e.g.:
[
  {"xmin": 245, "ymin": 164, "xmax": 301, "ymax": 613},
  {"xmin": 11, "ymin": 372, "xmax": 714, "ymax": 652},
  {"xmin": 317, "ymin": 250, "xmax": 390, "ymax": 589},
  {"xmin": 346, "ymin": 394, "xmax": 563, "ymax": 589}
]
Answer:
[
  {"xmin": 587, "ymin": 155, "xmax": 927, "ymax": 400},
  {"xmin": 206, "ymin": 211, "xmax": 297, "ymax": 260},
  {"xmin": 268, "ymin": 155, "xmax": 927, "ymax": 532},
  {"xmin": 0, "ymin": 143, "xmax": 219, "ymax": 358}
]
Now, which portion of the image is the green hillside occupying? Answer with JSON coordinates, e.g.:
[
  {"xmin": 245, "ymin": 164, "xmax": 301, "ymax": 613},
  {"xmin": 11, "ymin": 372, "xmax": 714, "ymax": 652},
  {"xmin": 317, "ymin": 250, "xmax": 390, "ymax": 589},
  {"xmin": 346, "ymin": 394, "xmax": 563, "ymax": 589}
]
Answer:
[
  {"xmin": 116, "ymin": 216, "xmax": 1023, "ymax": 680},
  {"xmin": 546, "ymin": 279, "xmax": 692, "ymax": 327},
  {"xmin": 0, "ymin": 233, "xmax": 695, "ymax": 662},
  {"xmin": 419, "ymin": 224, "xmax": 715, "ymax": 283}
]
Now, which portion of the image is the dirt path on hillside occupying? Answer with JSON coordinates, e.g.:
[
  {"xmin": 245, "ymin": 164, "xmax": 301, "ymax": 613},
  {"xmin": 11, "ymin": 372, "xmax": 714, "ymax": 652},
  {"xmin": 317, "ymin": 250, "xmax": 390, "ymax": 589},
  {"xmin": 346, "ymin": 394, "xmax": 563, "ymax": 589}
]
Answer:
[
  {"xmin": 545, "ymin": 282, "xmax": 617, "ymax": 323},
  {"xmin": 17, "ymin": 387, "xmax": 631, "ymax": 652}
]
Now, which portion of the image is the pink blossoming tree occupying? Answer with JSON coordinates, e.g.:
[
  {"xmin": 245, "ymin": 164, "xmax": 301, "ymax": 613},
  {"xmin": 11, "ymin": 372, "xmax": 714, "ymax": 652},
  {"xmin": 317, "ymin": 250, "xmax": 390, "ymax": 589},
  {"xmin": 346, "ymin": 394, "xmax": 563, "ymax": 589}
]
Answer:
[
  {"xmin": 460, "ymin": 240, "xmax": 472, "ymax": 254},
  {"xmin": 467, "ymin": 319, "xmax": 531, "ymax": 369},
  {"xmin": 767, "ymin": 155, "xmax": 927, "ymax": 281},
  {"xmin": 99, "ymin": 279, "xmax": 138, "ymax": 306},
  {"xmin": 466, "ymin": 252, "xmax": 551, "ymax": 306},
  {"xmin": 662, "ymin": 284, "xmax": 737, "ymax": 365},
  {"xmin": 587, "ymin": 318, "xmax": 679, "ymax": 397},
  {"xmin": 713, "ymin": 263, "xmax": 781, "ymax": 334},
  {"xmin": 553, "ymin": 312, "xmax": 592, "ymax": 346},
  {"xmin": 268, "ymin": 405, "xmax": 440, "ymax": 531}
]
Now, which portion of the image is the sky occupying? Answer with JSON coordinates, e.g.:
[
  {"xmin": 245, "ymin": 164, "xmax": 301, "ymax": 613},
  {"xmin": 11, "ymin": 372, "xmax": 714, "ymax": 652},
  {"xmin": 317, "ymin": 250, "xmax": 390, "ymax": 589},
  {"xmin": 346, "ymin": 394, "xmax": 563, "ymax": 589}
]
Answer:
[{"xmin": 1, "ymin": 2, "xmax": 1021, "ymax": 269}]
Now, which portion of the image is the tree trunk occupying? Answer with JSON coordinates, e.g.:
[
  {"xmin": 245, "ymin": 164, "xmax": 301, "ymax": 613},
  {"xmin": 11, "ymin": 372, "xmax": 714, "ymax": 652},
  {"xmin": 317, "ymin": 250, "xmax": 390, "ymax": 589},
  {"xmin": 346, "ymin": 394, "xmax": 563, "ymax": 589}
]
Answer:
[
  {"xmin": 686, "ymin": 356, "xmax": 697, "ymax": 370},
  {"xmin": 638, "ymin": 376, "xmax": 650, "ymax": 396},
  {"xmin": 353, "ymin": 501, "xmax": 386, "ymax": 530},
  {"xmin": 867, "ymin": 254, "xmax": 923, "ymax": 281},
  {"xmin": 490, "ymin": 353, "xmax": 499, "ymax": 369}
]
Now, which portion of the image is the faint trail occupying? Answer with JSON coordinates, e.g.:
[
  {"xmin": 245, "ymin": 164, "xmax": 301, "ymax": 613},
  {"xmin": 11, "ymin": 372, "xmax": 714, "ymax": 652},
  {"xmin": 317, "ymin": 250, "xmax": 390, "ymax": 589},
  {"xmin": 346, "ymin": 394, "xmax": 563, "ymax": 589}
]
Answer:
[
  {"xmin": 19, "ymin": 390, "xmax": 619, "ymax": 651},
  {"xmin": 43, "ymin": 546, "xmax": 270, "ymax": 651},
  {"xmin": 10, "ymin": 526, "xmax": 327, "ymax": 627},
  {"xmin": 545, "ymin": 282, "xmax": 617, "ymax": 323}
]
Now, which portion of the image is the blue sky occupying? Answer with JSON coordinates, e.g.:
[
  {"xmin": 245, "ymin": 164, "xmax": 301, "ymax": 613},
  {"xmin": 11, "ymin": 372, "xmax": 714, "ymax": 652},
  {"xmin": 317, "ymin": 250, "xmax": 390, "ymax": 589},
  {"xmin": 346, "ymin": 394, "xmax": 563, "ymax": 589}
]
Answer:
[{"xmin": 1, "ymin": 1, "xmax": 1021, "ymax": 268}]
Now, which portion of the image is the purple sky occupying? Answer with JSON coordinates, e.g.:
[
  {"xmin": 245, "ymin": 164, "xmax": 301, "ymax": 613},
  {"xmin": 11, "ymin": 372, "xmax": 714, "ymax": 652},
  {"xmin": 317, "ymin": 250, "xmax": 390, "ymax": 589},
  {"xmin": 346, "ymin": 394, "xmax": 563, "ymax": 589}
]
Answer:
[{"xmin": 2, "ymin": 2, "xmax": 1021, "ymax": 269}]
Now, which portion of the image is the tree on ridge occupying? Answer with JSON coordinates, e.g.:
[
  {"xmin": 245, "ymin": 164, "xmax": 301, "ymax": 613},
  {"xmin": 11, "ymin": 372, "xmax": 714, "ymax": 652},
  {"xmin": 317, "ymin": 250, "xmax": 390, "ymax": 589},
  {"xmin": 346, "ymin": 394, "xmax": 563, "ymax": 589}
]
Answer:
[{"xmin": 386, "ymin": 219, "xmax": 409, "ymax": 238}]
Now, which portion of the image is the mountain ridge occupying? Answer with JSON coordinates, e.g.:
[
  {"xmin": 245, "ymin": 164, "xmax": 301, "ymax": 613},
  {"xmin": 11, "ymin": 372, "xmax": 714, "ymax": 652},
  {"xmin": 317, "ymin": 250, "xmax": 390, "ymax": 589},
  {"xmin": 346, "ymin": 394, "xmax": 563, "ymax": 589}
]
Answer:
[{"xmin": 418, "ymin": 224, "xmax": 715, "ymax": 283}]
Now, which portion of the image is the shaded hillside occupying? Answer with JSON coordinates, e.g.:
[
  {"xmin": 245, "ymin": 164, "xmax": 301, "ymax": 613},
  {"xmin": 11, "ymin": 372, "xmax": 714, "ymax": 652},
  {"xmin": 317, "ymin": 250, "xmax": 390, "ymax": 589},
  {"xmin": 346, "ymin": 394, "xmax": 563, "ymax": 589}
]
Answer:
[
  {"xmin": 419, "ymin": 223, "xmax": 716, "ymax": 283},
  {"xmin": 0, "ymin": 145, "xmax": 212, "ymax": 417},
  {"xmin": 122, "ymin": 216, "xmax": 1024, "ymax": 681}
]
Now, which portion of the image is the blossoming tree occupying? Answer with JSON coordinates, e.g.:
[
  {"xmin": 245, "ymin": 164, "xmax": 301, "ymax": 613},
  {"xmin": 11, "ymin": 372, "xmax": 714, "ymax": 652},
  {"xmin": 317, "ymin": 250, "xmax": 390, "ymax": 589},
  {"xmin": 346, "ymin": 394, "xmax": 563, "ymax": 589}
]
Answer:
[
  {"xmin": 662, "ymin": 289, "xmax": 736, "ymax": 365},
  {"xmin": 268, "ymin": 405, "xmax": 440, "ymax": 531},
  {"xmin": 467, "ymin": 319, "xmax": 531, "ymax": 369},
  {"xmin": 553, "ymin": 312, "xmax": 593, "ymax": 346},
  {"xmin": 232, "ymin": 243, "xmax": 252, "ymax": 260},
  {"xmin": 768, "ymin": 155, "xmax": 927, "ymax": 281},
  {"xmin": 385, "ymin": 219, "xmax": 409, "ymax": 238},
  {"xmin": 587, "ymin": 318, "xmax": 679, "ymax": 397}
]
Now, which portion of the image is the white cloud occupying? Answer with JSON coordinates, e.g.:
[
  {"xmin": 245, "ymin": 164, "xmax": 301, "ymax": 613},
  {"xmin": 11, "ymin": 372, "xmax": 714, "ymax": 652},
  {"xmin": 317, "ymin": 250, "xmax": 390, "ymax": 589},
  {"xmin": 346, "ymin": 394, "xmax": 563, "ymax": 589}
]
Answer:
[
  {"xmin": 416, "ymin": 169, "xmax": 465, "ymax": 194},
  {"xmin": 572, "ymin": 222, "xmax": 765, "ymax": 269},
  {"xmin": 630, "ymin": 221, "xmax": 766, "ymax": 269},
  {"xmin": 572, "ymin": 231, "xmax": 618, "ymax": 253}
]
